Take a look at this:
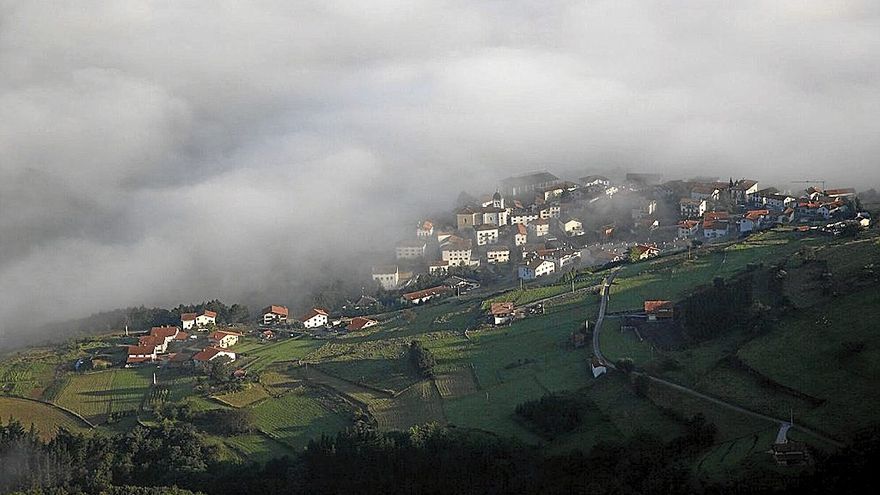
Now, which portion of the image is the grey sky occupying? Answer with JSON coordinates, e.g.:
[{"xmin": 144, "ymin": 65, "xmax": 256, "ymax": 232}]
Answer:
[{"xmin": 1, "ymin": 1, "xmax": 879, "ymax": 341}]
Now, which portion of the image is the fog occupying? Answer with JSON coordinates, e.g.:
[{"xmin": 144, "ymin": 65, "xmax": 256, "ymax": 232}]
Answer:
[{"xmin": 2, "ymin": 1, "xmax": 879, "ymax": 347}]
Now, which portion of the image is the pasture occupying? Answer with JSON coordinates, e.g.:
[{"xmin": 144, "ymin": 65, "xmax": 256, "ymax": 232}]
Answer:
[
  {"xmin": 251, "ymin": 390, "xmax": 351, "ymax": 449},
  {"xmin": 0, "ymin": 396, "xmax": 92, "ymax": 439},
  {"xmin": 54, "ymin": 368, "xmax": 151, "ymax": 423},
  {"xmin": 213, "ymin": 383, "xmax": 271, "ymax": 408}
]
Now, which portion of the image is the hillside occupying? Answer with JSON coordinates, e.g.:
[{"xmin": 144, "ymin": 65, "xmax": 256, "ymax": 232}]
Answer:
[{"xmin": 2, "ymin": 229, "xmax": 879, "ymax": 479}]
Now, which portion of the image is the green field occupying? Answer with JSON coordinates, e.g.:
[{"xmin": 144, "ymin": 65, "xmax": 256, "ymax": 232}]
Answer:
[
  {"xmin": 54, "ymin": 368, "xmax": 151, "ymax": 423},
  {"xmin": 251, "ymin": 390, "xmax": 351, "ymax": 450},
  {"xmin": 214, "ymin": 383, "xmax": 271, "ymax": 408},
  {"xmin": 0, "ymin": 396, "xmax": 92, "ymax": 439},
  {"xmin": 243, "ymin": 337, "xmax": 325, "ymax": 372}
]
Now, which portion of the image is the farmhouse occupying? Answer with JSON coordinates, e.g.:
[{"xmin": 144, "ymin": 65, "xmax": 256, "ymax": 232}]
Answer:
[
  {"xmin": 346, "ymin": 317, "xmax": 378, "ymax": 332},
  {"xmin": 402, "ymin": 286, "xmax": 451, "ymax": 305},
  {"xmin": 126, "ymin": 345, "xmax": 158, "ymax": 366},
  {"xmin": 703, "ymin": 217, "xmax": 729, "ymax": 238},
  {"xmin": 192, "ymin": 347, "xmax": 236, "ymax": 364},
  {"xmin": 372, "ymin": 265, "xmax": 401, "ymax": 290},
  {"xmin": 630, "ymin": 244, "xmax": 660, "ymax": 261},
  {"xmin": 299, "ymin": 308, "xmax": 330, "ymax": 328},
  {"xmin": 518, "ymin": 259, "xmax": 555, "ymax": 280},
  {"xmin": 209, "ymin": 330, "xmax": 242, "ymax": 348},
  {"xmin": 262, "ymin": 305, "xmax": 289, "ymax": 326},
  {"xmin": 180, "ymin": 309, "xmax": 216, "ymax": 330},
  {"xmin": 138, "ymin": 326, "xmax": 187, "ymax": 354},
  {"xmin": 644, "ymin": 300, "xmax": 674, "ymax": 321},
  {"xmin": 490, "ymin": 302, "xmax": 515, "ymax": 325}
]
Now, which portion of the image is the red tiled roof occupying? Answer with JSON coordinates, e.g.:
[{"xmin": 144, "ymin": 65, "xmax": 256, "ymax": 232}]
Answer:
[
  {"xmin": 704, "ymin": 211, "xmax": 730, "ymax": 221},
  {"xmin": 209, "ymin": 330, "xmax": 241, "ymax": 340},
  {"xmin": 180, "ymin": 313, "xmax": 197, "ymax": 321},
  {"xmin": 150, "ymin": 326, "xmax": 179, "ymax": 339},
  {"xmin": 679, "ymin": 220, "xmax": 699, "ymax": 228},
  {"xmin": 127, "ymin": 345, "xmax": 157, "ymax": 355},
  {"xmin": 262, "ymin": 305, "xmax": 289, "ymax": 316},
  {"xmin": 126, "ymin": 356, "xmax": 153, "ymax": 364},
  {"xmin": 516, "ymin": 224, "xmax": 528, "ymax": 235},
  {"xmin": 200, "ymin": 310, "xmax": 217, "ymax": 318},
  {"xmin": 193, "ymin": 347, "xmax": 233, "ymax": 362},
  {"xmin": 644, "ymin": 300, "xmax": 674, "ymax": 314},
  {"xmin": 175, "ymin": 331, "xmax": 189, "ymax": 340},
  {"xmin": 490, "ymin": 302, "xmax": 515, "ymax": 316},
  {"xmin": 138, "ymin": 335, "xmax": 163, "ymax": 347},
  {"xmin": 346, "ymin": 317, "xmax": 378, "ymax": 331},
  {"xmin": 402, "ymin": 286, "xmax": 451, "ymax": 301}
]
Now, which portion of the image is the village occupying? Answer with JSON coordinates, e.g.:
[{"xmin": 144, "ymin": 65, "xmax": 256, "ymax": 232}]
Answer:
[{"xmin": 121, "ymin": 170, "xmax": 871, "ymax": 377}]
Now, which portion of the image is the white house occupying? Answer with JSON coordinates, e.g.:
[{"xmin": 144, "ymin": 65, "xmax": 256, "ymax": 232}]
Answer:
[
  {"xmin": 402, "ymin": 286, "xmax": 450, "ymax": 305},
  {"xmin": 455, "ymin": 206, "xmax": 482, "ymax": 230},
  {"xmin": 441, "ymin": 237, "xmax": 477, "ymax": 267},
  {"xmin": 763, "ymin": 194, "xmax": 796, "ymax": 210},
  {"xmin": 539, "ymin": 205, "xmax": 561, "ymax": 219},
  {"xmin": 209, "ymin": 330, "xmax": 241, "ymax": 348},
  {"xmin": 428, "ymin": 260, "xmax": 449, "ymax": 275},
  {"xmin": 475, "ymin": 224, "xmax": 500, "ymax": 246},
  {"xmin": 631, "ymin": 200, "xmax": 657, "ymax": 220},
  {"xmin": 346, "ymin": 317, "xmax": 378, "ymax": 332},
  {"xmin": 486, "ymin": 246, "xmax": 511, "ymax": 264},
  {"xmin": 679, "ymin": 198, "xmax": 707, "ymax": 219},
  {"xmin": 703, "ymin": 220, "xmax": 729, "ymax": 238},
  {"xmin": 490, "ymin": 302, "xmax": 515, "ymax": 325},
  {"xmin": 480, "ymin": 206, "xmax": 509, "ymax": 226},
  {"xmin": 856, "ymin": 212, "xmax": 872, "ymax": 228},
  {"xmin": 510, "ymin": 211, "xmax": 539, "ymax": 225},
  {"xmin": 518, "ymin": 259, "xmax": 555, "ymax": 280},
  {"xmin": 529, "ymin": 219, "xmax": 550, "ymax": 237},
  {"xmin": 557, "ymin": 216, "xmax": 584, "ymax": 236},
  {"xmin": 678, "ymin": 220, "xmax": 700, "ymax": 238},
  {"xmin": 196, "ymin": 310, "xmax": 216, "ymax": 328},
  {"xmin": 395, "ymin": 239, "xmax": 427, "ymax": 259},
  {"xmin": 372, "ymin": 265, "xmax": 401, "ymax": 290},
  {"xmin": 731, "ymin": 179, "xmax": 759, "ymax": 204},
  {"xmin": 299, "ymin": 308, "xmax": 329, "ymax": 328},
  {"xmin": 514, "ymin": 224, "xmax": 528, "ymax": 246},
  {"xmin": 262, "ymin": 305, "xmax": 289, "ymax": 326}
]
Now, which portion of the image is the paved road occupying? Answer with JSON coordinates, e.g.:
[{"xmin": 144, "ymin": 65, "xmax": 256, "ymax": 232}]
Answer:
[
  {"xmin": 589, "ymin": 268, "xmax": 843, "ymax": 448},
  {"xmin": 591, "ymin": 268, "xmax": 620, "ymax": 367}
]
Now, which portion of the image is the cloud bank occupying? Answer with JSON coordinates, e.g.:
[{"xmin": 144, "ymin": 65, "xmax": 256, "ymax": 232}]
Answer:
[{"xmin": 2, "ymin": 1, "xmax": 879, "ymax": 343}]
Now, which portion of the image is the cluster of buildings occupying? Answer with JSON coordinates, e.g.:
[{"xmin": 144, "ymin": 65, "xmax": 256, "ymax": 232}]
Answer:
[{"xmin": 675, "ymin": 180, "xmax": 867, "ymax": 240}]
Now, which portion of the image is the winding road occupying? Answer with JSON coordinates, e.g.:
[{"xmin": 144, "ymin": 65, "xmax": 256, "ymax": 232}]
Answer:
[{"xmin": 589, "ymin": 268, "xmax": 843, "ymax": 448}]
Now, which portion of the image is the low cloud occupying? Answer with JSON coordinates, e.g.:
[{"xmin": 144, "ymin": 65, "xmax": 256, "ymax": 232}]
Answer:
[{"xmin": 1, "ymin": 1, "xmax": 879, "ymax": 344}]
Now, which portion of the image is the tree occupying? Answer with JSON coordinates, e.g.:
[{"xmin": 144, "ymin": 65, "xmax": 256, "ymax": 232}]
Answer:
[
  {"xmin": 409, "ymin": 341, "xmax": 436, "ymax": 378},
  {"xmin": 615, "ymin": 358, "xmax": 635, "ymax": 374}
]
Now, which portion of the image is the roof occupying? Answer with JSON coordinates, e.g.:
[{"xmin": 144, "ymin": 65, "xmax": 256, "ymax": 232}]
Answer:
[
  {"xmin": 745, "ymin": 210, "xmax": 769, "ymax": 221},
  {"xmin": 180, "ymin": 313, "xmax": 197, "ymax": 321},
  {"xmin": 703, "ymin": 219, "xmax": 729, "ymax": 230},
  {"xmin": 262, "ymin": 305, "xmax": 289, "ymax": 316},
  {"xmin": 402, "ymin": 286, "xmax": 451, "ymax": 301},
  {"xmin": 680, "ymin": 197, "xmax": 704, "ymax": 205},
  {"xmin": 704, "ymin": 211, "xmax": 730, "ymax": 221},
  {"xmin": 193, "ymin": 347, "xmax": 233, "ymax": 362},
  {"xmin": 824, "ymin": 188, "xmax": 855, "ymax": 196},
  {"xmin": 644, "ymin": 300, "xmax": 674, "ymax": 313},
  {"xmin": 732, "ymin": 179, "xmax": 758, "ymax": 190},
  {"xmin": 126, "ymin": 356, "xmax": 153, "ymax": 364},
  {"xmin": 516, "ymin": 224, "xmax": 528, "ymax": 235},
  {"xmin": 127, "ymin": 345, "xmax": 157, "ymax": 355},
  {"xmin": 150, "ymin": 326, "xmax": 179, "ymax": 339},
  {"xmin": 299, "ymin": 308, "xmax": 329, "ymax": 322},
  {"xmin": 209, "ymin": 330, "xmax": 242, "ymax": 340},
  {"xmin": 487, "ymin": 246, "xmax": 510, "ymax": 253},
  {"xmin": 581, "ymin": 175, "xmax": 609, "ymax": 183},
  {"xmin": 500, "ymin": 172, "xmax": 560, "ymax": 188},
  {"xmin": 678, "ymin": 220, "xmax": 699, "ymax": 228},
  {"xmin": 346, "ymin": 317, "xmax": 378, "ymax": 331},
  {"xmin": 532, "ymin": 219, "xmax": 549, "ymax": 226},
  {"xmin": 490, "ymin": 302, "xmax": 515, "ymax": 316},
  {"xmin": 526, "ymin": 259, "xmax": 553, "ymax": 270},
  {"xmin": 200, "ymin": 310, "xmax": 217, "ymax": 318},
  {"xmin": 441, "ymin": 238, "xmax": 472, "ymax": 251},
  {"xmin": 138, "ymin": 335, "xmax": 164, "ymax": 347}
]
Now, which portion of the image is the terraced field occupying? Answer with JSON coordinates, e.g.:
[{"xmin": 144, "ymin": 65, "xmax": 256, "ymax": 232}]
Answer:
[
  {"xmin": 214, "ymin": 383, "xmax": 271, "ymax": 407},
  {"xmin": 0, "ymin": 397, "xmax": 92, "ymax": 439},
  {"xmin": 243, "ymin": 337, "xmax": 324, "ymax": 372}
]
